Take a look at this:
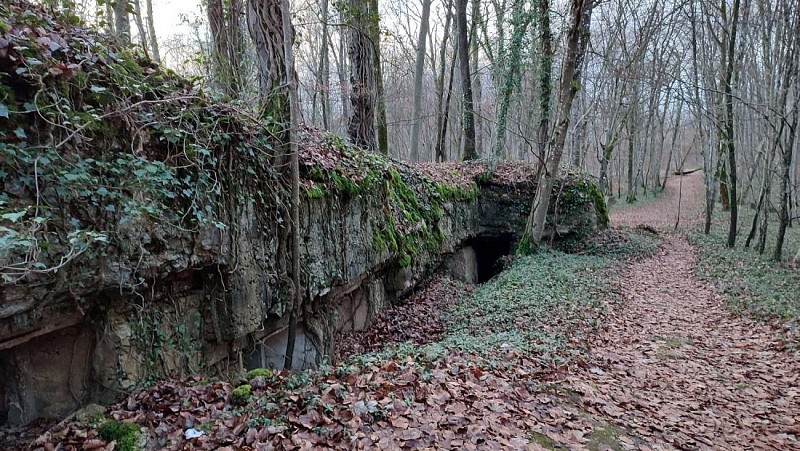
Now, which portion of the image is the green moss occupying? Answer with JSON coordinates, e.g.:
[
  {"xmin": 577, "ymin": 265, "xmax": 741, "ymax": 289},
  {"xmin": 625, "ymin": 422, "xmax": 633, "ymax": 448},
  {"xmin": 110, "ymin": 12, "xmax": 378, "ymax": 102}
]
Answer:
[
  {"xmin": 436, "ymin": 181, "xmax": 479, "ymax": 201},
  {"xmin": 515, "ymin": 233, "xmax": 537, "ymax": 256},
  {"xmin": 586, "ymin": 426, "xmax": 625, "ymax": 451},
  {"xmin": 587, "ymin": 182, "xmax": 609, "ymax": 228},
  {"xmin": 98, "ymin": 420, "xmax": 140, "ymax": 451},
  {"xmin": 331, "ymin": 171, "xmax": 360, "ymax": 196},
  {"xmin": 475, "ymin": 171, "xmax": 493, "ymax": 185},
  {"xmin": 246, "ymin": 368, "xmax": 274, "ymax": 380},
  {"xmin": 528, "ymin": 431, "xmax": 560, "ymax": 449},
  {"xmin": 397, "ymin": 253, "xmax": 411, "ymax": 268},
  {"xmin": 231, "ymin": 384, "xmax": 252, "ymax": 405},
  {"xmin": 304, "ymin": 184, "xmax": 325, "ymax": 199}
]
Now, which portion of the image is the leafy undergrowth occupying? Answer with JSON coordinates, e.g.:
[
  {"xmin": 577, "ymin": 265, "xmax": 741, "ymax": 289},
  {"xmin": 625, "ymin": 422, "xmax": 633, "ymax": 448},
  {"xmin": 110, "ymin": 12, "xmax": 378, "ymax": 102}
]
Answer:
[
  {"xmin": 436, "ymin": 228, "xmax": 657, "ymax": 367},
  {"xmin": 690, "ymin": 209, "xmax": 800, "ymax": 322},
  {"xmin": 558, "ymin": 227, "xmax": 660, "ymax": 259},
  {"xmin": 440, "ymin": 251, "xmax": 614, "ymax": 367}
]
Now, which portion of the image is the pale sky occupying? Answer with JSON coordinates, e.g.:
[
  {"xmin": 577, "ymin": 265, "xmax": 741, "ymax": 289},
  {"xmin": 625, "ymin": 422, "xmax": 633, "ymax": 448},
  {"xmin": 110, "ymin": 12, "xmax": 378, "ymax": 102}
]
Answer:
[{"xmin": 148, "ymin": 0, "xmax": 201, "ymax": 42}]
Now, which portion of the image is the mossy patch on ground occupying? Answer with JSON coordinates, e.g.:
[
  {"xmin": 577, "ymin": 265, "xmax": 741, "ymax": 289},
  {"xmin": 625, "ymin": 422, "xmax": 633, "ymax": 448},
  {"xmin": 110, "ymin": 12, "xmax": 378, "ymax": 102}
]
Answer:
[{"xmin": 97, "ymin": 420, "xmax": 140, "ymax": 451}]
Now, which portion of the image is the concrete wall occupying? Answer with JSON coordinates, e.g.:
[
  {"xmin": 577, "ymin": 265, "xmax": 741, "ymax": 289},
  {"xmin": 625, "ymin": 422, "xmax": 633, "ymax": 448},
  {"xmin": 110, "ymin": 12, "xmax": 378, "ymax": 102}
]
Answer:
[{"xmin": 0, "ymin": 177, "xmax": 601, "ymax": 425}]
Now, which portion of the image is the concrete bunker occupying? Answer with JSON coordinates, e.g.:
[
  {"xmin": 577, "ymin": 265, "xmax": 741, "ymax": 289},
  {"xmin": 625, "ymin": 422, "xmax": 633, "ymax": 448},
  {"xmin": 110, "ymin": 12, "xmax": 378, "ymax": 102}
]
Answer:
[{"xmin": 468, "ymin": 233, "xmax": 516, "ymax": 283}]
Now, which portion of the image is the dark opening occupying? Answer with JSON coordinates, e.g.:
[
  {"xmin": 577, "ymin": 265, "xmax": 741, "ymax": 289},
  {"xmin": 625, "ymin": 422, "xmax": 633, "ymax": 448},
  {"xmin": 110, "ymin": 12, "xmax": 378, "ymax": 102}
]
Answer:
[{"xmin": 469, "ymin": 233, "xmax": 515, "ymax": 283}]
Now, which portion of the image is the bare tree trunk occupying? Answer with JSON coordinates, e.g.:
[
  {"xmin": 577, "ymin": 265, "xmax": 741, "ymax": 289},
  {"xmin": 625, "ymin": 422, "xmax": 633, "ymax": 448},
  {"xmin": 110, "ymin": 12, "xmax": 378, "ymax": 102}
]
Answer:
[
  {"xmin": 113, "ymin": 0, "xmax": 130, "ymax": 44},
  {"xmin": 774, "ymin": 4, "xmax": 800, "ymax": 260},
  {"xmin": 279, "ymin": 0, "xmax": 301, "ymax": 370},
  {"xmin": 662, "ymin": 99, "xmax": 683, "ymax": 192},
  {"xmin": 131, "ymin": 0, "xmax": 150, "ymax": 58},
  {"xmin": 337, "ymin": 7, "xmax": 349, "ymax": 132},
  {"xmin": 434, "ymin": 0, "xmax": 454, "ymax": 162},
  {"xmin": 756, "ymin": 146, "xmax": 777, "ymax": 253},
  {"xmin": 626, "ymin": 119, "xmax": 636, "ymax": 203},
  {"xmin": 521, "ymin": 0, "xmax": 592, "ymax": 250},
  {"xmin": 368, "ymin": 0, "xmax": 389, "ymax": 155},
  {"xmin": 724, "ymin": 0, "xmax": 742, "ymax": 248},
  {"xmin": 470, "ymin": 0, "xmax": 483, "ymax": 158},
  {"xmin": 689, "ymin": 1, "xmax": 715, "ymax": 235},
  {"xmin": 410, "ymin": 0, "xmax": 433, "ymax": 161},
  {"xmin": 536, "ymin": 0, "xmax": 553, "ymax": 172},
  {"xmin": 145, "ymin": 0, "xmax": 160, "ymax": 63},
  {"xmin": 317, "ymin": 0, "xmax": 331, "ymax": 130},
  {"xmin": 436, "ymin": 34, "xmax": 458, "ymax": 162},
  {"xmin": 456, "ymin": 0, "xmax": 477, "ymax": 160},
  {"xmin": 348, "ymin": 0, "xmax": 378, "ymax": 152},
  {"xmin": 775, "ymin": 85, "xmax": 799, "ymax": 259}
]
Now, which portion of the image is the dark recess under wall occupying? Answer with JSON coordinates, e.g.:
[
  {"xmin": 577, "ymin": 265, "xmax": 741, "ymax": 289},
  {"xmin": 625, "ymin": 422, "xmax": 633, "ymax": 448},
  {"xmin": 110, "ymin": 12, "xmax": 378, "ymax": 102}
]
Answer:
[{"xmin": 468, "ymin": 233, "xmax": 515, "ymax": 283}]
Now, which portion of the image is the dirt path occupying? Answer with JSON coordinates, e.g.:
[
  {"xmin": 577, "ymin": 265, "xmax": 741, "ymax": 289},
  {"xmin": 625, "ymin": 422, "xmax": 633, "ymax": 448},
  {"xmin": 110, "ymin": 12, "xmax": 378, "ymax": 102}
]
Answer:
[
  {"xmin": 557, "ymin": 173, "xmax": 800, "ymax": 449},
  {"xmin": 610, "ymin": 171, "xmax": 706, "ymax": 230}
]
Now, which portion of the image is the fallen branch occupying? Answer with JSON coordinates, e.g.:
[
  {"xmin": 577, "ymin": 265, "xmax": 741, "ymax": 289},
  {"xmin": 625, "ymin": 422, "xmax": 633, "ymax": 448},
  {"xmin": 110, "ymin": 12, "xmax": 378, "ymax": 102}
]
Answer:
[{"xmin": 673, "ymin": 168, "xmax": 702, "ymax": 176}]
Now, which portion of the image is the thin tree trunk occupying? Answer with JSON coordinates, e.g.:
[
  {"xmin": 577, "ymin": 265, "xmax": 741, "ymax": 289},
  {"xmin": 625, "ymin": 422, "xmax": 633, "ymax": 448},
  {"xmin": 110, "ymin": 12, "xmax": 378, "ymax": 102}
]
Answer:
[
  {"xmin": 456, "ymin": 0, "xmax": 477, "ymax": 160},
  {"xmin": 317, "ymin": 0, "xmax": 331, "ymax": 130},
  {"xmin": 626, "ymin": 120, "xmax": 636, "ymax": 203},
  {"xmin": 368, "ymin": 0, "xmax": 389, "ymax": 155},
  {"xmin": 410, "ymin": 0, "xmax": 433, "ymax": 161},
  {"xmin": 774, "ymin": 5, "xmax": 800, "ymax": 260},
  {"xmin": 521, "ymin": 0, "xmax": 592, "ymax": 250},
  {"xmin": 337, "ymin": 8, "xmax": 350, "ymax": 132},
  {"xmin": 436, "ymin": 37, "xmax": 458, "ymax": 162},
  {"xmin": 470, "ymin": 0, "xmax": 483, "ymax": 158},
  {"xmin": 724, "ymin": 0, "xmax": 742, "ymax": 248},
  {"xmin": 775, "ymin": 87, "xmax": 799, "ymax": 259},
  {"xmin": 145, "ymin": 0, "xmax": 160, "ymax": 63},
  {"xmin": 279, "ymin": 0, "xmax": 301, "ymax": 370},
  {"xmin": 434, "ymin": 0, "xmax": 454, "ymax": 162},
  {"xmin": 662, "ymin": 101, "xmax": 683, "ymax": 192},
  {"xmin": 131, "ymin": 0, "xmax": 150, "ymax": 58},
  {"xmin": 536, "ymin": 0, "xmax": 553, "ymax": 172}
]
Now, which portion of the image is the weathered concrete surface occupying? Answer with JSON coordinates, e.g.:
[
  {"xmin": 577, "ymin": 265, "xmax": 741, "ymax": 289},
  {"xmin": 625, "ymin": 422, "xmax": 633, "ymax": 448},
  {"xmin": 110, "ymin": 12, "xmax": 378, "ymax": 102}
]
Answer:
[{"xmin": 0, "ymin": 167, "xmax": 604, "ymax": 425}]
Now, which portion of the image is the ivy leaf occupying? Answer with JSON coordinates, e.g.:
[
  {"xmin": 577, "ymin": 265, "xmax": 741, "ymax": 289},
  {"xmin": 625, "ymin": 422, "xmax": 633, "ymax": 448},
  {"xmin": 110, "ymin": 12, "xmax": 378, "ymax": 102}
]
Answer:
[
  {"xmin": 0, "ymin": 103, "xmax": 8, "ymax": 118},
  {"xmin": 90, "ymin": 85, "xmax": 106, "ymax": 93},
  {"xmin": 1, "ymin": 210, "xmax": 27, "ymax": 223},
  {"xmin": 13, "ymin": 127, "xmax": 26, "ymax": 139}
]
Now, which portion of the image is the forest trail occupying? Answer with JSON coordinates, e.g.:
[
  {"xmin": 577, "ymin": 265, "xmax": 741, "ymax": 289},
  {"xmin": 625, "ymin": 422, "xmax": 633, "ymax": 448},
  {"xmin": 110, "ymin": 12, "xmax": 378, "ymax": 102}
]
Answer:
[
  {"xmin": 554, "ymin": 173, "xmax": 800, "ymax": 449},
  {"xmin": 610, "ymin": 171, "xmax": 706, "ymax": 230}
]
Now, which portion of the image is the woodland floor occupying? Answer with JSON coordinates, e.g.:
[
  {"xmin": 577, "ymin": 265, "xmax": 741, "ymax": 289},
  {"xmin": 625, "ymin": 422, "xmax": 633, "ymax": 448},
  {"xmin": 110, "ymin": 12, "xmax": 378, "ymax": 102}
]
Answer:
[
  {"xmin": 560, "ymin": 233, "xmax": 799, "ymax": 449},
  {"xmin": 6, "ymin": 172, "xmax": 800, "ymax": 450},
  {"xmin": 554, "ymin": 172, "xmax": 799, "ymax": 449}
]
